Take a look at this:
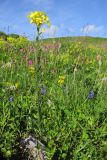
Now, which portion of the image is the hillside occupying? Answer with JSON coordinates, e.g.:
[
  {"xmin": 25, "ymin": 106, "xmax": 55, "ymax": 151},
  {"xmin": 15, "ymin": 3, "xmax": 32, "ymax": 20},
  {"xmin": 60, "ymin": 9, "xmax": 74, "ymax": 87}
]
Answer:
[
  {"xmin": 43, "ymin": 36, "xmax": 107, "ymax": 49},
  {"xmin": 1, "ymin": 34, "xmax": 107, "ymax": 159}
]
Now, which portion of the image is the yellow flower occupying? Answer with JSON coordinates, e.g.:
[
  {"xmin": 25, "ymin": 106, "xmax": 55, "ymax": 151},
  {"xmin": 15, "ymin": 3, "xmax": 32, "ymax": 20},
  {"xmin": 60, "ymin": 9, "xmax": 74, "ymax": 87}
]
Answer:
[
  {"xmin": 58, "ymin": 76, "xmax": 65, "ymax": 84},
  {"xmin": 27, "ymin": 11, "xmax": 50, "ymax": 27},
  {"xmin": 5, "ymin": 82, "xmax": 19, "ymax": 90},
  {"xmin": 41, "ymin": 27, "xmax": 46, "ymax": 33},
  {"xmin": 59, "ymin": 76, "xmax": 65, "ymax": 80},
  {"xmin": 15, "ymin": 83, "xmax": 19, "ymax": 88},
  {"xmin": 29, "ymin": 66, "xmax": 35, "ymax": 73},
  {"xmin": 58, "ymin": 79, "xmax": 64, "ymax": 84},
  {"xmin": 7, "ymin": 37, "xmax": 17, "ymax": 43}
]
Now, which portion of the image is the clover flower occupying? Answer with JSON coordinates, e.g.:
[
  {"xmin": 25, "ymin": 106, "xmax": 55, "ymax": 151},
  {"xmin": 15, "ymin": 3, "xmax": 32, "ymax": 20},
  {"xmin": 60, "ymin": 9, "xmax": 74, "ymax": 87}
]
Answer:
[
  {"xmin": 88, "ymin": 90, "xmax": 94, "ymax": 99},
  {"xmin": 28, "ymin": 60, "xmax": 33, "ymax": 66}
]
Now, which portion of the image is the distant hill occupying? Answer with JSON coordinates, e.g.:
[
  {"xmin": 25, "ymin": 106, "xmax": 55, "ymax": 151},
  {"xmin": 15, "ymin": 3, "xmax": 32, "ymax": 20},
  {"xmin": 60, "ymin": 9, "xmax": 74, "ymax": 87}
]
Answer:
[
  {"xmin": 0, "ymin": 31, "xmax": 25, "ymax": 40},
  {"xmin": 44, "ymin": 36, "xmax": 107, "ymax": 43},
  {"xmin": 43, "ymin": 36, "xmax": 107, "ymax": 49}
]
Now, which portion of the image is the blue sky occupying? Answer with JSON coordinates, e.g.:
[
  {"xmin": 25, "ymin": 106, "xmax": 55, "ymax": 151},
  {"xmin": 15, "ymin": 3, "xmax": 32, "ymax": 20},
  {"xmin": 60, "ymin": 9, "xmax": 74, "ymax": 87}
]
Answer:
[{"xmin": 0, "ymin": 0, "xmax": 107, "ymax": 39}]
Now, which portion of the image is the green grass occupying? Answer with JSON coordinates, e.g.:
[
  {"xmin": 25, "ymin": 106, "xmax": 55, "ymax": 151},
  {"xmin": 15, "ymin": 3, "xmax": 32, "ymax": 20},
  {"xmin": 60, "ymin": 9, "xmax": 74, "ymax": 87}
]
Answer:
[
  {"xmin": 44, "ymin": 36, "xmax": 107, "ymax": 43},
  {"xmin": 1, "ymin": 36, "xmax": 107, "ymax": 159}
]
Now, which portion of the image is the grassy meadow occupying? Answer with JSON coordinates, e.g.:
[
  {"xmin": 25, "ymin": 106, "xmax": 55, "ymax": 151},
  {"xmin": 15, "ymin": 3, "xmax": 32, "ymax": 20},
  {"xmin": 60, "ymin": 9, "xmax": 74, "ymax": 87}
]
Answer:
[{"xmin": 1, "ymin": 36, "xmax": 107, "ymax": 159}]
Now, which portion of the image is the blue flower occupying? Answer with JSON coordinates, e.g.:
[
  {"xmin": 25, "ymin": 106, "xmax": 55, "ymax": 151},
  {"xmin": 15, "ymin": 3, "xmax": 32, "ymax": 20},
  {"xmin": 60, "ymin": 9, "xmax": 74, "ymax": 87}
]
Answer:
[
  {"xmin": 88, "ymin": 90, "xmax": 94, "ymax": 99},
  {"xmin": 40, "ymin": 86, "xmax": 46, "ymax": 95},
  {"xmin": 9, "ymin": 97, "xmax": 14, "ymax": 102}
]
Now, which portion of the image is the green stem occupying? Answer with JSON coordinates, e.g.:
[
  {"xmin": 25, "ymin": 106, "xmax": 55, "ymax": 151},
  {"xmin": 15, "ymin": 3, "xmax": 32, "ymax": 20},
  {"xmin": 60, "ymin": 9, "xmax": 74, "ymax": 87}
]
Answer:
[
  {"xmin": 36, "ymin": 26, "xmax": 40, "ymax": 41},
  {"xmin": 36, "ymin": 26, "xmax": 43, "ymax": 131}
]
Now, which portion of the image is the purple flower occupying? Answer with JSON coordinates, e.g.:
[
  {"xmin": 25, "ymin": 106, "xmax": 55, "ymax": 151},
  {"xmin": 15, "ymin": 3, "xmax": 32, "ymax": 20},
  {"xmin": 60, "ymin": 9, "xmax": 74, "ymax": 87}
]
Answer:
[
  {"xmin": 28, "ymin": 60, "xmax": 33, "ymax": 65},
  {"xmin": 88, "ymin": 90, "xmax": 94, "ymax": 99},
  {"xmin": 40, "ymin": 86, "xmax": 46, "ymax": 95},
  {"xmin": 9, "ymin": 97, "xmax": 14, "ymax": 102}
]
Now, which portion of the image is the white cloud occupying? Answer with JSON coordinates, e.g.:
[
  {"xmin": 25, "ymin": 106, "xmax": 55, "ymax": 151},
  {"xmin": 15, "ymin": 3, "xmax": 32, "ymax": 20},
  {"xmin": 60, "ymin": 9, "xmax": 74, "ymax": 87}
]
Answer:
[
  {"xmin": 43, "ymin": 25, "xmax": 58, "ymax": 37},
  {"xmin": 68, "ymin": 27, "xmax": 75, "ymax": 33},
  {"xmin": 81, "ymin": 24, "xmax": 104, "ymax": 34}
]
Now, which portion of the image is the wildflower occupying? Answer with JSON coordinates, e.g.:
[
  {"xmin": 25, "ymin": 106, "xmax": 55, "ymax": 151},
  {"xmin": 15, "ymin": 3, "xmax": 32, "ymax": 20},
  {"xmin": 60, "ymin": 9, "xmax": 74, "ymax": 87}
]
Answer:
[
  {"xmin": 15, "ymin": 83, "xmax": 19, "ymax": 88},
  {"xmin": 5, "ymin": 62, "xmax": 12, "ymax": 68},
  {"xmin": 23, "ymin": 55, "xmax": 28, "ymax": 60},
  {"xmin": 9, "ymin": 85, "xmax": 16, "ymax": 90},
  {"xmin": 9, "ymin": 97, "xmax": 14, "ymax": 102},
  {"xmin": 1, "ymin": 62, "xmax": 12, "ymax": 69},
  {"xmin": 41, "ymin": 27, "xmax": 46, "ymax": 33},
  {"xmin": 27, "ymin": 11, "xmax": 51, "ymax": 40},
  {"xmin": 96, "ymin": 54, "xmax": 102, "ymax": 66},
  {"xmin": 102, "ymin": 77, "xmax": 107, "ymax": 83},
  {"xmin": 59, "ymin": 76, "xmax": 65, "ymax": 80},
  {"xmin": 47, "ymin": 99, "xmax": 52, "ymax": 107},
  {"xmin": 74, "ymin": 67, "xmax": 77, "ymax": 72},
  {"xmin": 29, "ymin": 66, "xmax": 35, "ymax": 73},
  {"xmin": 40, "ymin": 85, "xmax": 46, "ymax": 95},
  {"xmin": 5, "ymin": 82, "xmax": 19, "ymax": 90},
  {"xmin": 58, "ymin": 79, "xmax": 64, "ymax": 84},
  {"xmin": 27, "ymin": 11, "xmax": 50, "ymax": 27},
  {"xmin": 58, "ymin": 76, "xmax": 65, "ymax": 84},
  {"xmin": 28, "ymin": 60, "xmax": 33, "ymax": 65},
  {"xmin": 96, "ymin": 55, "xmax": 101, "ymax": 61},
  {"xmin": 54, "ymin": 43, "xmax": 61, "ymax": 52},
  {"xmin": 88, "ymin": 90, "xmax": 94, "ymax": 99}
]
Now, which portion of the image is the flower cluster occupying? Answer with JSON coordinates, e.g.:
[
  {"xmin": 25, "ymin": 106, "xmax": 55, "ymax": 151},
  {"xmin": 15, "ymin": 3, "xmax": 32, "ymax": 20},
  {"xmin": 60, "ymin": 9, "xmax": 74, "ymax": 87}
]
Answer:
[
  {"xmin": 88, "ymin": 90, "xmax": 94, "ymax": 99},
  {"xmin": 41, "ymin": 43, "xmax": 61, "ymax": 52},
  {"xmin": 58, "ymin": 76, "xmax": 65, "ymax": 84},
  {"xmin": 40, "ymin": 85, "xmax": 47, "ymax": 95},
  {"xmin": 5, "ymin": 82, "xmax": 19, "ymax": 90},
  {"xmin": 29, "ymin": 66, "xmax": 35, "ymax": 74},
  {"xmin": 27, "ymin": 11, "xmax": 50, "ymax": 27}
]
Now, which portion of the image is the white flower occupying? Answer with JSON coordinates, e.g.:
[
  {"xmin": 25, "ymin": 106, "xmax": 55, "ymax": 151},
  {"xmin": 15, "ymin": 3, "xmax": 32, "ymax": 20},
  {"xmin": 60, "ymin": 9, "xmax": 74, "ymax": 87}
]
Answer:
[
  {"xmin": 9, "ymin": 85, "xmax": 16, "ymax": 90},
  {"xmin": 102, "ymin": 77, "xmax": 107, "ymax": 83},
  {"xmin": 74, "ymin": 67, "xmax": 77, "ymax": 72},
  {"xmin": 1, "ymin": 62, "xmax": 12, "ymax": 69},
  {"xmin": 47, "ymin": 99, "xmax": 52, "ymax": 107},
  {"xmin": 5, "ymin": 62, "xmax": 12, "ymax": 68}
]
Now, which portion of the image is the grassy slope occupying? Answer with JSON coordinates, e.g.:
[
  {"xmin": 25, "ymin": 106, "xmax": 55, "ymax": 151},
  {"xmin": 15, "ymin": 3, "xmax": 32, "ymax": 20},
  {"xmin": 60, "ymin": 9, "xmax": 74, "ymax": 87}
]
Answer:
[
  {"xmin": 1, "ymin": 35, "xmax": 107, "ymax": 159},
  {"xmin": 43, "ymin": 36, "xmax": 107, "ymax": 49}
]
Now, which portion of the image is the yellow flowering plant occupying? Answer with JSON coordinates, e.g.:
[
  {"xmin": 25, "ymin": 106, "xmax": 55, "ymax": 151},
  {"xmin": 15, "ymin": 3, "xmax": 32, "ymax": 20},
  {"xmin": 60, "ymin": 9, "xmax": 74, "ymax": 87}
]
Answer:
[
  {"xmin": 58, "ymin": 76, "xmax": 65, "ymax": 84},
  {"xmin": 27, "ymin": 11, "xmax": 51, "ymax": 40}
]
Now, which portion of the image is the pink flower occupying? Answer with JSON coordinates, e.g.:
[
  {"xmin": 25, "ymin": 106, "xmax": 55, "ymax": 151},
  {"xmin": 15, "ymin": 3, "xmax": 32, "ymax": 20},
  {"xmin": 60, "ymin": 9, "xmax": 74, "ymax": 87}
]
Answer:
[{"xmin": 28, "ymin": 60, "xmax": 33, "ymax": 65}]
